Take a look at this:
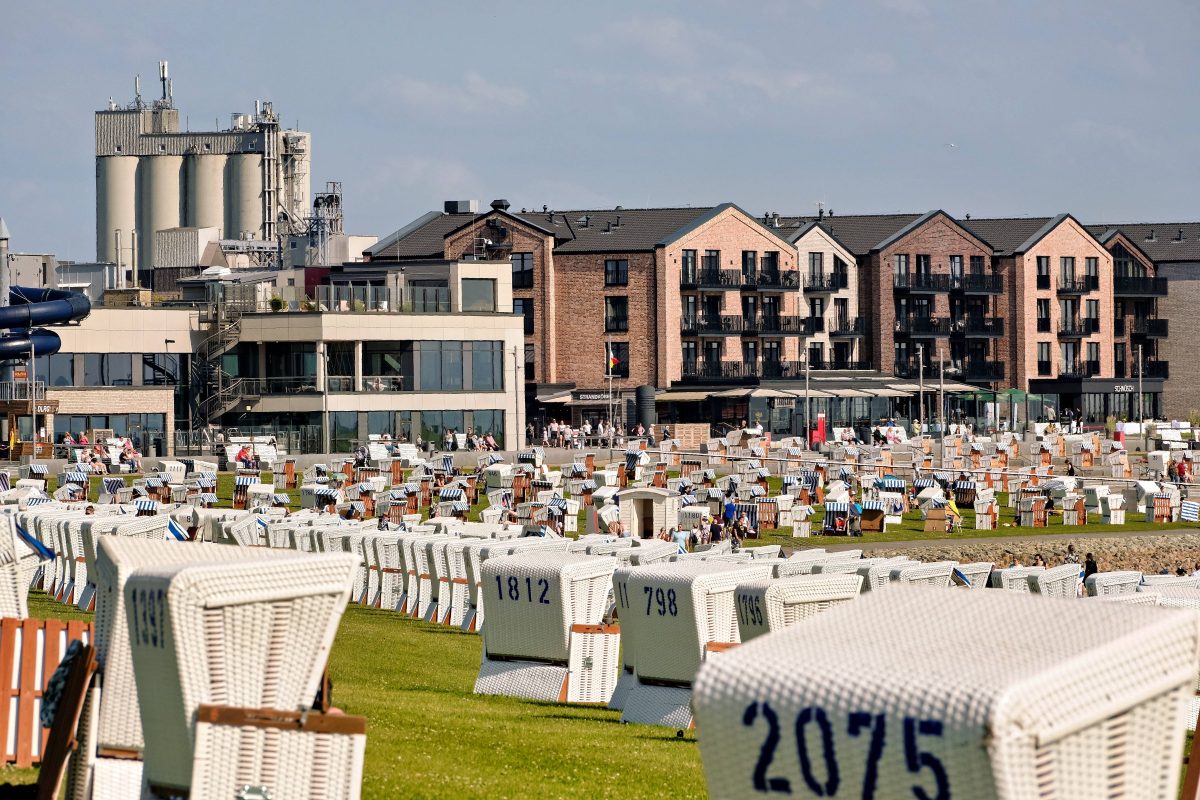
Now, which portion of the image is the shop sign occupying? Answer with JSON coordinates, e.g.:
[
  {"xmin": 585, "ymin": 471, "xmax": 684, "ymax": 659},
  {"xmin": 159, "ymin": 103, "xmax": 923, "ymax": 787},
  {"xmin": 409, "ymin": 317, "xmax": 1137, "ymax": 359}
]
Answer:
[{"xmin": 1113, "ymin": 384, "xmax": 1136, "ymax": 393}]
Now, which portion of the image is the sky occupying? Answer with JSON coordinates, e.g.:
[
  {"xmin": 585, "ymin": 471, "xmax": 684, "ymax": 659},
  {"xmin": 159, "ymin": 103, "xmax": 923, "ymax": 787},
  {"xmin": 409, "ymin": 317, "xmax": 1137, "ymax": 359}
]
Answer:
[{"xmin": 1, "ymin": 0, "xmax": 1198, "ymax": 261}]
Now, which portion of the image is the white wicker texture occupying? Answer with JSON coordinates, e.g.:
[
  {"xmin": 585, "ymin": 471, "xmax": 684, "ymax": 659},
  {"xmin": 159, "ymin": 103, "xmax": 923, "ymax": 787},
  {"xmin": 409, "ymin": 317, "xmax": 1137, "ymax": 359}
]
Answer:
[
  {"xmin": 441, "ymin": 538, "xmax": 480, "ymax": 627},
  {"xmin": 479, "ymin": 552, "xmax": 617, "ymax": 662},
  {"xmin": 408, "ymin": 533, "xmax": 450, "ymax": 619},
  {"xmin": 1141, "ymin": 574, "xmax": 1200, "ymax": 588},
  {"xmin": 424, "ymin": 537, "xmax": 458, "ymax": 622},
  {"xmin": 953, "ymin": 561, "xmax": 994, "ymax": 589},
  {"xmin": 189, "ymin": 711, "xmax": 365, "ymax": 800},
  {"xmin": 1085, "ymin": 571, "xmax": 1142, "ymax": 597},
  {"xmin": 376, "ymin": 535, "xmax": 405, "ymax": 612},
  {"xmin": 990, "ymin": 566, "xmax": 1045, "ymax": 592},
  {"xmin": 856, "ymin": 558, "xmax": 919, "ymax": 590},
  {"xmin": 0, "ymin": 516, "xmax": 28, "ymax": 618},
  {"xmin": 92, "ymin": 538, "xmax": 284, "ymax": 755},
  {"xmin": 692, "ymin": 588, "xmax": 1200, "ymax": 800},
  {"xmin": 465, "ymin": 538, "xmax": 571, "ymax": 632},
  {"xmin": 889, "ymin": 560, "xmax": 956, "ymax": 589},
  {"xmin": 124, "ymin": 552, "xmax": 357, "ymax": 794},
  {"xmin": 621, "ymin": 561, "xmax": 773, "ymax": 685},
  {"xmin": 625, "ymin": 539, "xmax": 678, "ymax": 566},
  {"xmin": 1099, "ymin": 592, "xmax": 1162, "ymax": 607},
  {"xmin": 1027, "ymin": 564, "xmax": 1083, "ymax": 597},
  {"xmin": 473, "ymin": 656, "xmax": 571, "ymax": 703},
  {"xmin": 734, "ymin": 574, "xmax": 864, "ymax": 642}
]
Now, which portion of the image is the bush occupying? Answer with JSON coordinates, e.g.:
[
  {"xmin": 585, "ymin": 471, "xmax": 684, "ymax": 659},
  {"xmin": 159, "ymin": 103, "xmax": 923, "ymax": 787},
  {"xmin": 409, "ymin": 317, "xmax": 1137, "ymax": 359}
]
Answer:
[
  {"xmin": 352, "ymin": 299, "xmax": 366, "ymax": 312},
  {"xmin": 269, "ymin": 296, "xmax": 285, "ymax": 312}
]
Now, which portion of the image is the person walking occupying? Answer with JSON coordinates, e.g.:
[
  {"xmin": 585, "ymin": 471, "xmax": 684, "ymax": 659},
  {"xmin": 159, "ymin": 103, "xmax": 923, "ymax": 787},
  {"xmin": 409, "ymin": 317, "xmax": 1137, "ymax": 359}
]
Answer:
[{"xmin": 1084, "ymin": 552, "xmax": 1098, "ymax": 578}]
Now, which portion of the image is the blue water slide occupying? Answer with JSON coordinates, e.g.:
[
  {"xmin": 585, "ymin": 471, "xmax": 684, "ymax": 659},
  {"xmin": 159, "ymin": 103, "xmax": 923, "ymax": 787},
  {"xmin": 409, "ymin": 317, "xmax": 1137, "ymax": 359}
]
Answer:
[{"xmin": 0, "ymin": 287, "xmax": 92, "ymax": 358}]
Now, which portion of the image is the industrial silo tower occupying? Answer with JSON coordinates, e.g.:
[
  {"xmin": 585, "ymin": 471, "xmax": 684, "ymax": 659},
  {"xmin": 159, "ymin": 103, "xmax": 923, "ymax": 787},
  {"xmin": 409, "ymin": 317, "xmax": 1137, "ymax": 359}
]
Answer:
[{"xmin": 95, "ymin": 61, "xmax": 311, "ymax": 284}]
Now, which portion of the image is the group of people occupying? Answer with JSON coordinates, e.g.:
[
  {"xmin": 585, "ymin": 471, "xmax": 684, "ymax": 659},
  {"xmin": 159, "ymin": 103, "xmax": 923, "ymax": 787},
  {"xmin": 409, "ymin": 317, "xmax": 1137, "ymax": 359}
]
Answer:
[
  {"xmin": 440, "ymin": 428, "xmax": 500, "ymax": 453},
  {"xmin": 530, "ymin": 419, "xmax": 674, "ymax": 450},
  {"xmin": 62, "ymin": 431, "xmax": 142, "ymax": 472}
]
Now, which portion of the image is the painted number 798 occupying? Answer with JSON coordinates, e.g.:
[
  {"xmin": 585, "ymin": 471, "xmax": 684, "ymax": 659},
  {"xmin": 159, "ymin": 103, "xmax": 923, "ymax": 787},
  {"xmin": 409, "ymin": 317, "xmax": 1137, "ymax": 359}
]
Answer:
[{"xmin": 742, "ymin": 702, "xmax": 950, "ymax": 799}]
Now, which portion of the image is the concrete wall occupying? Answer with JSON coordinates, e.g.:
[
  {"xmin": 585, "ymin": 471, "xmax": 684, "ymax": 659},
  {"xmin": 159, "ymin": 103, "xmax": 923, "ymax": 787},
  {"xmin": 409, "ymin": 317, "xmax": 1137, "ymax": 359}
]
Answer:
[{"xmin": 1157, "ymin": 260, "xmax": 1200, "ymax": 419}]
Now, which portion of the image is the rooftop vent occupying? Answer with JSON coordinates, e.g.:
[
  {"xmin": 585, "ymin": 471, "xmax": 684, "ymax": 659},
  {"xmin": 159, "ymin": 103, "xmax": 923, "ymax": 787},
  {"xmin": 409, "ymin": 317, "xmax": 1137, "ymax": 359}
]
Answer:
[
  {"xmin": 604, "ymin": 222, "xmax": 613, "ymax": 233},
  {"xmin": 444, "ymin": 200, "xmax": 478, "ymax": 214},
  {"xmin": 580, "ymin": 215, "xmax": 590, "ymax": 228},
  {"xmin": 1146, "ymin": 229, "xmax": 1156, "ymax": 242},
  {"xmin": 490, "ymin": 198, "xmax": 510, "ymax": 212},
  {"xmin": 771, "ymin": 213, "xmax": 781, "ymax": 228},
  {"xmin": 1174, "ymin": 228, "xmax": 1186, "ymax": 242},
  {"xmin": 614, "ymin": 205, "xmax": 623, "ymax": 211},
  {"xmin": 615, "ymin": 215, "xmax": 622, "ymax": 228}
]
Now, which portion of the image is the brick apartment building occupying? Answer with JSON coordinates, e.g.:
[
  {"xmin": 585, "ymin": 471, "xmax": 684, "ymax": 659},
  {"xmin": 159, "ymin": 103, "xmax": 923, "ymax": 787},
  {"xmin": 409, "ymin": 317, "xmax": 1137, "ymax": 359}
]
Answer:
[{"xmin": 367, "ymin": 200, "xmax": 802, "ymax": 425}]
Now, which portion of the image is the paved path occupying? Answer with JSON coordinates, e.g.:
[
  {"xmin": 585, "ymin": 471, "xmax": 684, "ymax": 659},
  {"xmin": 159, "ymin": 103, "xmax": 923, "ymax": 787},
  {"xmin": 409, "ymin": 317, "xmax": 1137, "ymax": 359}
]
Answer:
[{"xmin": 825, "ymin": 527, "xmax": 1198, "ymax": 552}]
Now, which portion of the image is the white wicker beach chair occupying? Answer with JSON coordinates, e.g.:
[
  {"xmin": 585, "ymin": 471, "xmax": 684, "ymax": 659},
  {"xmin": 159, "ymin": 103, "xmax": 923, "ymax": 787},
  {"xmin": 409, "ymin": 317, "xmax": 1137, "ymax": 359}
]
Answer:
[
  {"xmin": 0, "ymin": 515, "xmax": 29, "ymax": 618},
  {"xmin": 376, "ymin": 534, "xmax": 405, "ymax": 612},
  {"xmin": 625, "ymin": 539, "xmax": 678, "ymax": 566},
  {"xmin": 404, "ymin": 533, "xmax": 450, "ymax": 619},
  {"xmin": 125, "ymin": 552, "xmax": 358, "ymax": 798},
  {"xmin": 1085, "ymin": 570, "xmax": 1142, "ymax": 597},
  {"xmin": 786, "ymin": 548, "xmax": 861, "ymax": 575},
  {"xmin": 1027, "ymin": 563, "xmax": 1083, "ymax": 598},
  {"xmin": 951, "ymin": 561, "xmax": 993, "ymax": 589},
  {"xmin": 855, "ymin": 557, "xmax": 920, "ymax": 590},
  {"xmin": 76, "ymin": 514, "xmax": 171, "ymax": 610},
  {"xmin": 1141, "ymin": 574, "xmax": 1200, "ymax": 588},
  {"xmin": 475, "ymin": 551, "xmax": 619, "ymax": 704},
  {"xmin": 989, "ymin": 565, "xmax": 1045, "ymax": 592},
  {"xmin": 76, "ymin": 538, "xmax": 284, "ymax": 800},
  {"xmin": 619, "ymin": 561, "xmax": 773, "ymax": 728},
  {"xmin": 889, "ymin": 560, "xmax": 956, "ymax": 589},
  {"xmin": 692, "ymin": 588, "xmax": 1200, "ymax": 799},
  {"xmin": 461, "ymin": 537, "xmax": 571, "ymax": 632},
  {"xmin": 734, "ymin": 574, "xmax": 863, "ymax": 642}
]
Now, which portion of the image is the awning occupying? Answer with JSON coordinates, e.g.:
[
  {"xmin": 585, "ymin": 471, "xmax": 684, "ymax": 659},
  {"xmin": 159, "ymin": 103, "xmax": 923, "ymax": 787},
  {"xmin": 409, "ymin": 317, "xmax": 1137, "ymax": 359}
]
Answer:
[
  {"xmin": 786, "ymin": 388, "xmax": 836, "ymax": 399},
  {"xmin": 823, "ymin": 388, "xmax": 875, "ymax": 398},
  {"xmin": 535, "ymin": 388, "xmax": 573, "ymax": 403},
  {"xmin": 655, "ymin": 390, "xmax": 713, "ymax": 402},
  {"xmin": 888, "ymin": 383, "xmax": 922, "ymax": 392},
  {"xmin": 861, "ymin": 387, "xmax": 912, "ymax": 398},
  {"xmin": 713, "ymin": 387, "xmax": 795, "ymax": 399}
]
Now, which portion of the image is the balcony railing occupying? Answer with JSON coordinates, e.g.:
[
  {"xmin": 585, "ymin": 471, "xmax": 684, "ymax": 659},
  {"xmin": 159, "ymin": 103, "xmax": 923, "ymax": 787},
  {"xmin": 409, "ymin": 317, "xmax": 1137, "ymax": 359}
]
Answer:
[
  {"xmin": 1131, "ymin": 360, "xmax": 1170, "ymax": 379},
  {"xmin": 1130, "ymin": 318, "xmax": 1168, "ymax": 337},
  {"xmin": 803, "ymin": 272, "xmax": 849, "ymax": 293},
  {"xmin": 0, "ymin": 381, "xmax": 45, "ymax": 401},
  {"xmin": 682, "ymin": 269, "xmax": 799, "ymax": 290},
  {"xmin": 959, "ymin": 274, "xmax": 1003, "ymax": 293},
  {"xmin": 962, "ymin": 360, "xmax": 1005, "ymax": 380},
  {"xmin": 1057, "ymin": 318, "xmax": 1100, "ymax": 337},
  {"xmin": 680, "ymin": 359, "xmax": 870, "ymax": 382},
  {"xmin": 895, "ymin": 317, "xmax": 952, "ymax": 336},
  {"xmin": 681, "ymin": 314, "xmax": 811, "ymax": 335},
  {"xmin": 828, "ymin": 317, "xmax": 864, "ymax": 336},
  {"xmin": 1056, "ymin": 276, "xmax": 1100, "ymax": 294},
  {"xmin": 1114, "ymin": 276, "xmax": 1168, "ymax": 296},
  {"xmin": 239, "ymin": 377, "xmax": 321, "ymax": 395},
  {"xmin": 957, "ymin": 317, "xmax": 1004, "ymax": 336},
  {"xmin": 894, "ymin": 273, "xmax": 953, "ymax": 292},
  {"xmin": 1036, "ymin": 275, "xmax": 1051, "ymax": 290},
  {"xmin": 1058, "ymin": 362, "xmax": 1102, "ymax": 379}
]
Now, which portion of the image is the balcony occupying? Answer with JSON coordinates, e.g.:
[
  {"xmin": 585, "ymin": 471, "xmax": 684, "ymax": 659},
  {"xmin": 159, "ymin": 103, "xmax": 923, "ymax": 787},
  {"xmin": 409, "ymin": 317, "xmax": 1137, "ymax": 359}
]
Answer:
[
  {"xmin": 894, "ymin": 273, "xmax": 952, "ymax": 292},
  {"xmin": 1036, "ymin": 275, "xmax": 1051, "ymax": 290},
  {"xmin": 1135, "ymin": 360, "xmax": 1170, "ymax": 379},
  {"xmin": 679, "ymin": 358, "xmax": 870, "ymax": 383},
  {"xmin": 893, "ymin": 361, "xmax": 936, "ymax": 379},
  {"xmin": 1058, "ymin": 362, "xmax": 1101, "ymax": 379},
  {"xmin": 1114, "ymin": 276, "xmax": 1168, "ymax": 296},
  {"xmin": 959, "ymin": 274, "xmax": 1003, "ymax": 293},
  {"xmin": 963, "ymin": 360, "xmax": 1005, "ymax": 380},
  {"xmin": 957, "ymin": 317, "xmax": 1004, "ymax": 337},
  {"xmin": 895, "ymin": 317, "xmax": 952, "ymax": 336},
  {"xmin": 1057, "ymin": 318, "xmax": 1100, "ymax": 337},
  {"xmin": 1130, "ymin": 318, "xmax": 1168, "ymax": 338},
  {"xmin": 681, "ymin": 314, "xmax": 809, "ymax": 336},
  {"xmin": 683, "ymin": 269, "xmax": 799, "ymax": 291},
  {"xmin": 828, "ymin": 317, "xmax": 865, "ymax": 337},
  {"xmin": 803, "ymin": 272, "xmax": 849, "ymax": 293},
  {"xmin": 1056, "ymin": 276, "xmax": 1100, "ymax": 294}
]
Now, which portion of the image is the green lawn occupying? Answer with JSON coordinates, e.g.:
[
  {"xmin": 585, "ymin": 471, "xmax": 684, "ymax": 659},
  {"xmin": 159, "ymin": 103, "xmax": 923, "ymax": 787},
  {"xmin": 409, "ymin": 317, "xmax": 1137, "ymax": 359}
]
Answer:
[{"xmin": 3, "ymin": 595, "xmax": 705, "ymax": 798}]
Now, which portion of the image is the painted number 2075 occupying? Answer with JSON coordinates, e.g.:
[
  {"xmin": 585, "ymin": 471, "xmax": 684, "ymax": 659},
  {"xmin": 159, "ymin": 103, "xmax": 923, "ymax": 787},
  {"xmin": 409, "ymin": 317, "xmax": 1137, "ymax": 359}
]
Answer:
[{"xmin": 741, "ymin": 702, "xmax": 950, "ymax": 799}]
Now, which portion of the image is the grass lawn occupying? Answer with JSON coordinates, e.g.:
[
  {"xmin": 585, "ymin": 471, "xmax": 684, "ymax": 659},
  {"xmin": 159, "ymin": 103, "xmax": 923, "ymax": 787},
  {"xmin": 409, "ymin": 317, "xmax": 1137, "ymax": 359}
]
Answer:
[{"xmin": 3, "ymin": 595, "xmax": 706, "ymax": 799}]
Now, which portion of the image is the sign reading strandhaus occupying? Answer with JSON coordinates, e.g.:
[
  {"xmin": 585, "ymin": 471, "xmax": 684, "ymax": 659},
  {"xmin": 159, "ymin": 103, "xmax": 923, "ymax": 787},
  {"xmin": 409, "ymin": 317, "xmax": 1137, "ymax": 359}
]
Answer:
[{"xmin": 575, "ymin": 392, "xmax": 611, "ymax": 402}]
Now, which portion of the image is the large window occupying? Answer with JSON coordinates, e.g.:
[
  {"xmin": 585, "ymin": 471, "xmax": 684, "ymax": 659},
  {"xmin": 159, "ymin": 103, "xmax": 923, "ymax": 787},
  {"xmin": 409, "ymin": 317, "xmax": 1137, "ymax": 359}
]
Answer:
[
  {"xmin": 264, "ymin": 343, "xmax": 316, "ymax": 379},
  {"xmin": 330, "ymin": 411, "xmax": 358, "ymax": 453},
  {"xmin": 472, "ymin": 409, "xmax": 505, "ymax": 448},
  {"xmin": 1037, "ymin": 342, "xmax": 1051, "ymax": 376},
  {"xmin": 513, "ymin": 298, "xmax": 535, "ymax": 335},
  {"xmin": 362, "ymin": 341, "xmax": 414, "ymax": 391},
  {"xmin": 605, "ymin": 296, "xmax": 629, "ymax": 332},
  {"xmin": 702, "ymin": 250, "xmax": 720, "ymax": 272},
  {"xmin": 761, "ymin": 251, "xmax": 778, "ymax": 275},
  {"xmin": 461, "ymin": 278, "xmax": 496, "ymax": 312},
  {"xmin": 417, "ymin": 341, "xmax": 504, "ymax": 392},
  {"xmin": 604, "ymin": 259, "xmax": 629, "ymax": 287},
  {"xmin": 512, "ymin": 253, "xmax": 534, "ymax": 289},
  {"xmin": 970, "ymin": 255, "xmax": 985, "ymax": 274},
  {"xmin": 326, "ymin": 342, "xmax": 355, "ymax": 391},
  {"xmin": 524, "ymin": 344, "xmax": 536, "ymax": 380},
  {"xmin": 681, "ymin": 250, "xmax": 697, "ymax": 283},
  {"xmin": 83, "ymin": 353, "xmax": 133, "ymax": 386},
  {"xmin": 1036, "ymin": 299, "xmax": 1051, "ymax": 332},
  {"xmin": 141, "ymin": 353, "xmax": 180, "ymax": 386},
  {"xmin": 34, "ymin": 353, "xmax": 74, "ymax": 386},
  {"xmin": 1060, "ymin": 257, "xmax": 1076, "ymax": 284},
  {"xmin": 607, "ymin": 342, "xmax": 630, "ymax": 378}
]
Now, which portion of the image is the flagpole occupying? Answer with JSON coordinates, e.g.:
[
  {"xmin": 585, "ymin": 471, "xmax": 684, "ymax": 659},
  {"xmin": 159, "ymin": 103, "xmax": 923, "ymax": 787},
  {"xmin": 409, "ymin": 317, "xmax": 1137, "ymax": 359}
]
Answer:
[{"xmin": 607, "ymin": 338, "xmax": 614, "ymax": 455}]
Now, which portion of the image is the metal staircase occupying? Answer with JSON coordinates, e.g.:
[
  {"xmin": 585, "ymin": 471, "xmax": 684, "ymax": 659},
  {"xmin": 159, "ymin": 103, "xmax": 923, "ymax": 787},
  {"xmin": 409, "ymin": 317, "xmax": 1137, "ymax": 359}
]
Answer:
[{"xmin": 197, "ymin": 300, "xmax": 254, "ymax": 423}]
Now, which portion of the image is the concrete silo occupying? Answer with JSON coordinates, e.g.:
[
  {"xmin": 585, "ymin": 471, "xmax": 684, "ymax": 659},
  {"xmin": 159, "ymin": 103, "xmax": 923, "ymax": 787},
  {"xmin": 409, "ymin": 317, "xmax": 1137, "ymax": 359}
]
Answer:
[
  {"xmin": 136, "ymin": 153, "xmax": 183, "ymax": 273},
  {"xmin": 95, "ymin": 155, "xmax": 138, "ymax": 265},
  {"xmin": 226, "ymin": 152, "xmax": 264, "ymax": 241},
  {"xmin": 184, "ymin": 152, "xmax": 227, "ymax": 233}
]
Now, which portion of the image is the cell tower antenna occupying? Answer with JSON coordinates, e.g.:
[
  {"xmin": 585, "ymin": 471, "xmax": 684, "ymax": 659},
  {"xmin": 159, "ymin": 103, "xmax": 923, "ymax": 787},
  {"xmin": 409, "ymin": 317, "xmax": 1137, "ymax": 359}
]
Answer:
[
  {"xmin": 134, "ymin": 74, "xmax": 143, "ymax": 108},
  {"xmin": 159, "ymin": 60, "xmax": 169, "ymax": 101}
]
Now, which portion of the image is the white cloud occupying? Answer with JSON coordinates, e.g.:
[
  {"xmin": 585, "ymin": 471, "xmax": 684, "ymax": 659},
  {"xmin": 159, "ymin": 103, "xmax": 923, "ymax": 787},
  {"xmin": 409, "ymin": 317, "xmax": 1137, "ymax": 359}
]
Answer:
[{"xmin": 374, "ymin": 71, "xmax": 528, "ymax": 115}]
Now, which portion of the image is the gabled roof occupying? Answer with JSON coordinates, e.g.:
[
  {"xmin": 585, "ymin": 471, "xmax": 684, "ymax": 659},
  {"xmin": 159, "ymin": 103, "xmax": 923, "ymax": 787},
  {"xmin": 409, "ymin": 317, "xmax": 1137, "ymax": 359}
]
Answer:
[
  {"xmin": 443, "ymin": 208, "xmax": 556, "ymax": 240},
  {"xmin": 528, "ymin": 207, "xmax": 712, "ymax": 253},
  {"xmin": 366, "ymin": 211, "xmax": 470, "ymax": 260},
  {"xmin": 874, "ymin": 209, "xmax": 991, "ymax": 253},
  {"xmin": 657, "ymin": 202, "xmax": 796, "ymax": 250},
  {"xmin": 778, "ymin": 214, "xmax": 920, "ymax": 255},
  {"xmin": 789, "ymin": 220, "xmax": 856, "ymax": 259},
  {"xmin": 1086, "ymin": 222, "xmax": 1200, "ymax": 263},
  {"xmin": 963, "ymin": 214, "xmax": 1104, "ymax": 256},
  {"xmin": 1093, "ymin": 228, "xmax": 1155, "ymax": 269}
]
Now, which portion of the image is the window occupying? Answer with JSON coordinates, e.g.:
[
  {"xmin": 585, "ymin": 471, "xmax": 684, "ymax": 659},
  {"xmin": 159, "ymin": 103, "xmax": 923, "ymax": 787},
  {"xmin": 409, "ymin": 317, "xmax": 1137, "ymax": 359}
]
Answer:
[
  {"xmin": 330, "ymin": 411, "xmax": 358, "ymax": 454},
  {"xmin": 1060, "ymin": 256, "xmax": 1075, "ymax": 284},
  {"xmin": 511, "ymin": 252, "xmax": 534, "ymax": 289},
  {"xmin": 326, "ymin": 342, "xmax": 356, "ymax": 389},
  {"xmin": 970, "ymin": 255, "xmax": 985, "ymax": 274},
  {"xmin": 1060, "ymin": 342, "xmax": 1078, "ymax": 373},
  {"xmin": 809, "ymin": 252, "xmax": 823, "ymax": 279},
  {"xmin": 471, "ymin": 409, "xmax": 505, "ymax": 448},
  {"xmin": 34, "ymin": 353, "xmax": 74, "ymax": 386},
  {"xmin": 1085, "ymin": 257, "xmax": 1098, "ymax": 278},
  {"xmin": 367, "ymin": 411, "xmax": 394, "ymax": 437},
  {"xmin": 742, "ymin": 340, "xmax": 758, "ymax": 366},
  {"xmin": 761, "ymin": 251, "xmax": 778, "ymax": 275},
  {"xmin": 513, "ymin": 298, "xmax": 535, "ymax": 335},
  {"xmin": 470, "ymin": 341, "xmax": 503, "ymax": 391},
  {"xmin": 893, "ymin": 254, "xmax": 909, "ymax": 277},
  {"xmin": 607, "ymin": 342, "xmax": 629, "ymax": 378},
  {"xmin": 741, "ymin": 251, "xmax": 757, "ymax": 279},
  {"xmin": 604, "ymin": 296, "xmax": 629, "ymax": 332},
  {"xmin": 265, "ymin": 343, "xmax": 316, "ymax": 380},
  {"xmin": 809, "ymin": 297, "xmax": 825, "ymax": 319},
  {"xmin": 703, "ymin": 341, "xmax": 721, "ymax": 366},
  {"xmin": 763, "ymin": 340, "xmax": 780, "ymax": 364},
  {"xmin": 141, "ymin": 354, "xmax": 179, "ymax": 386},
  {"xmin": 1085, "ymin": 299, "xmax": 1099, "ymax": 321},
  {"xmin": 1038, "ymin": 342, "xmax": 1051, "ymax": 375},
  {"xmin": 761, "ymin": 296, "xmax": 779, "ymax": 319},
  {"xmin": 702, "ymin": 250, "xmax": 720, "ymax": 272},
  {"xmin": 604, "ymin": 259, "xmax": 629, "ymax": 286},
  {"xmin": 460, "ymin": 278, "xmax": 496, "ymax": 312},
  {"xmin": 834, "ymin": 298, "xmax": 849, "ymax": 328},
  {"xmin": 1087, "ymin": 341, "xmax": 1100, "ymax": 369},
  {"xmin": 83, "ymin": 353, "xmax": 133, "ymax": 386},
  {"xmin": 681, "ymin": 249, "xmax": 697, "ymax": 282},
  {"xmin": 524, "ymin": 344, "xmax": 536, "ymax": 380},
  {"xmin": 1114, "ymin": 344, "xmax": 1126, "ymax": 378},
  {"xmin": 1037, "ymin": 256, "xmax": 1050, "ymax": 290},
  {"xmin": 682, "ymin": 341, "xmax": 697, "ymax": 371},
  {"xmin": 915, "ymin": 254, "xmax": 931, "ymax": 275},
  {"xmin": 949, "ymin": 255, "xmax": 963, "ymax": 280}
]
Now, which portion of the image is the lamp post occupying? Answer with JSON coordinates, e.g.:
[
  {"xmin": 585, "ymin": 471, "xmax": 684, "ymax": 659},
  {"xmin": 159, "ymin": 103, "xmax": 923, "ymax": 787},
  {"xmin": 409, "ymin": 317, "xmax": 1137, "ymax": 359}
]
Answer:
[
  {"xmin": 916, "ymin": 342, "xmax": 925, "ymax": 433},
  {"xmin": 1137, "ymin": 343, "xmax": 1144, "ymax": 425},
  {"xmin": 804, "ymin": 354, "xmax": 811, "ymax": 448}
]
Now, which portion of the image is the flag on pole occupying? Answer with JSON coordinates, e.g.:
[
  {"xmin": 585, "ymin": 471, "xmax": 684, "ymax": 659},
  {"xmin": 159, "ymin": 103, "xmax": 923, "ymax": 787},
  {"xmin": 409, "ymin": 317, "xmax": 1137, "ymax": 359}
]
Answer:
[{"xmin": 607, "ymin": 342, "xmax": 619, "ymax": 371}]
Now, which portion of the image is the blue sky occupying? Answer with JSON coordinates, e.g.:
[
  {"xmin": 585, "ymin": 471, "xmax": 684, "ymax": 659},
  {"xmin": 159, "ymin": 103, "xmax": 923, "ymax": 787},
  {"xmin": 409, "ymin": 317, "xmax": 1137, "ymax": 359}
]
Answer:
[{"xmin": 2, "ymin": 0, "xmax": 1197, "ymax": 260}]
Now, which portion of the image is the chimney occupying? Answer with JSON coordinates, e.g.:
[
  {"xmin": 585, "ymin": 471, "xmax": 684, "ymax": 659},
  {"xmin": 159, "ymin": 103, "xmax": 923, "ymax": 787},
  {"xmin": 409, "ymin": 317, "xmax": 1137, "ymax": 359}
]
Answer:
[
  {"xmin": 581, "ymin": 215, "xmax": 590, "ymax": 228},
  {"xmin": 604, "ymin": 222, "xmax": 613, "ymax": 233},
  {"xmin": 615, "ymin": 215, "xmax": 621, "ymax": 228},
  {"xmin": 817, "ymin": 207, "xmax": 824, "ymax": 219}
]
